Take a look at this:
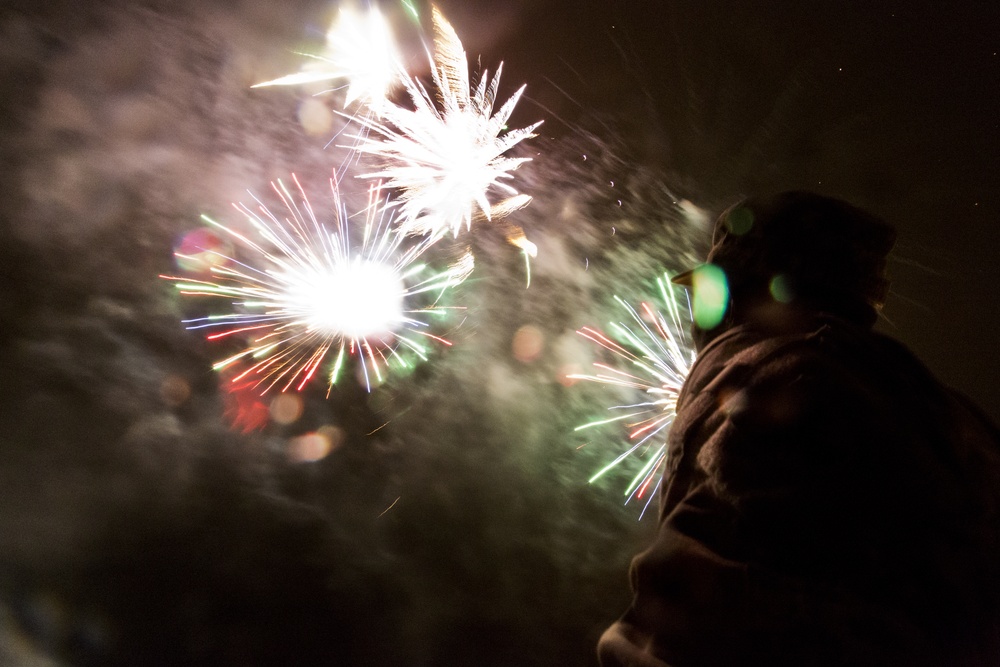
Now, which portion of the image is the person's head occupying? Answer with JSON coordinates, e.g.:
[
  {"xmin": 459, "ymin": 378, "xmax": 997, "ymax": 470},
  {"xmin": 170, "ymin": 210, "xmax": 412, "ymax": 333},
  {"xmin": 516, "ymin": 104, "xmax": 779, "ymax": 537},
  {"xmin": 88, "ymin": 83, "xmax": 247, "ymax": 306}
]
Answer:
[{"xmin": 674, "ymin": 191, "xmax": 896, "ymax": 348}]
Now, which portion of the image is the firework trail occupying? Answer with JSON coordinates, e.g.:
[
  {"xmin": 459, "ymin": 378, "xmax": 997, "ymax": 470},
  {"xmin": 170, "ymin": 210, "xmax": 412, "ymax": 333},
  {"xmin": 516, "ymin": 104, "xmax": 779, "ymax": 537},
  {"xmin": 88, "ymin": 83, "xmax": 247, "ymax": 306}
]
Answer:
[
  {"xmin": 252, "ymin": 6, "xmax": 404, "ymax": 114},
  {"xmin": 162, "ymin": 175, "xmax": 470, "ymax": 395},
  {"xmin": 571, "ymin": 274, "xmax": 695, "ymax": 518},
  {"xmin": 349, "ymin": 6, "xmax": 542, "ymax": 240}
]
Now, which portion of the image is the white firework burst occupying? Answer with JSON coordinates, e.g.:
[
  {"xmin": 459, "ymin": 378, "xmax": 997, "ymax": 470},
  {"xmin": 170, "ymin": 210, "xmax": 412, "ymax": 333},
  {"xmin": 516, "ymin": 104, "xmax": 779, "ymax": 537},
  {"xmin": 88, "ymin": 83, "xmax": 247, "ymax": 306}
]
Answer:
[
  {"xmin": 162, "ymin": 176, "xmax": 470, "ymax": 394},
  {"xmin": 350, "ymin": 6, "xmax": 543, "ymax": 239},
  {"xmin": 252, "ymin": 6, "xmax": 403, "ymax": 112}
]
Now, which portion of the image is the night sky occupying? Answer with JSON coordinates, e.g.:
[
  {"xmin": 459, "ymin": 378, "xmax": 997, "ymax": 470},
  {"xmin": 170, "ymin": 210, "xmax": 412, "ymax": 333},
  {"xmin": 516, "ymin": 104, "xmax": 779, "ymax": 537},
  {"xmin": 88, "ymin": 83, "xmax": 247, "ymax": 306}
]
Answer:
[
  {"xmin": 453, "ymin": 0, "xmax": 1000, "ymax": 418},
  {"xmin": 1, "ymin": 1, "xmax": 998, "ymax": 665}
]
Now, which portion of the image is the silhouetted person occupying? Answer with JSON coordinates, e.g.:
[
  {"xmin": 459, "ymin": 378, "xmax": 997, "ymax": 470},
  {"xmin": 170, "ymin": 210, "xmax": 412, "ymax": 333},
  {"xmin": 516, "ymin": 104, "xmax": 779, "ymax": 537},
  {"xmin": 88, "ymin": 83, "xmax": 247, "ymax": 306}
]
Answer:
[{"xmin": 598, "ymin": 192, "xmax": 1000, "ymax": 666}]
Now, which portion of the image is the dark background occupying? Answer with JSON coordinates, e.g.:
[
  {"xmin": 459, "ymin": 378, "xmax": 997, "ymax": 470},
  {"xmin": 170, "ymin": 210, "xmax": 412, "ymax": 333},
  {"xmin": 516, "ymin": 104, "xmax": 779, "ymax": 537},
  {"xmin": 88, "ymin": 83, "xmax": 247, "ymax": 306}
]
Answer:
[
  {"xmin": 456, "ymin": 0, "xmax": 1000, "ymax": 418},
  {"xmin": 1, "ymin": 0, "xmax": 997, "ymax": 664}
]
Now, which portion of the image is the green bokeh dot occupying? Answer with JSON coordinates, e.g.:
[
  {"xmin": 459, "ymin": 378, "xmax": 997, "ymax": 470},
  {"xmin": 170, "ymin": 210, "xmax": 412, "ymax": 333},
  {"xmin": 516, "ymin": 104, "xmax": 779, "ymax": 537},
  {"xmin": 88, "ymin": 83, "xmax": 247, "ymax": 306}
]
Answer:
[
  {"xmin": 692, "ymin": 264, "xmax": 729, "ymax": 329},
  {"xmin": 769, "ymin": 274, "xmax": 794, "ymax": 303},
  {"xmin": 726, "ymin": 207, "xmax": 754, "ymax": 235}
]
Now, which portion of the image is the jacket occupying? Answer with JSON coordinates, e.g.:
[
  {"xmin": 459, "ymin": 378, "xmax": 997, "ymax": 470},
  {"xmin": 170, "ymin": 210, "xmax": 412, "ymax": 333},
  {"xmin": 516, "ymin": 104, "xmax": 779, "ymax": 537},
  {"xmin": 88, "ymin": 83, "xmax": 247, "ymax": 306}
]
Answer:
[{"xmin": 598, "ymin": 315, "xmax": 1000, "ymax": 666}]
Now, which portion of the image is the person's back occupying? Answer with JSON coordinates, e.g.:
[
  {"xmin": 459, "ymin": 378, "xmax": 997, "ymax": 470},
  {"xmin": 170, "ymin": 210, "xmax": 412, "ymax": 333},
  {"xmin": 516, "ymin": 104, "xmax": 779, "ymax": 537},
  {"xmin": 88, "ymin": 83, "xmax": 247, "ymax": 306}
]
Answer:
[{"xmin": 598, "ymin": 192, "xmax": 1000, "ymax": 666}]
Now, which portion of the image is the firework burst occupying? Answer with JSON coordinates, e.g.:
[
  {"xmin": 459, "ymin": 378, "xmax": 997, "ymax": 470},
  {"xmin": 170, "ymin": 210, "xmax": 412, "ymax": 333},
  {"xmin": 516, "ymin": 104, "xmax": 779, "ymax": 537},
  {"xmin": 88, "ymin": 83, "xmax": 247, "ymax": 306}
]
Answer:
[
  {"xmin": 252, "ymin": 6, "xmax": 404, "ymax": 113},
  {"xmin": 349, "ymin": 6, "xmax": 542, "ymax": 240},
  {"xmin": 571, "ymin": 275, "xmax": 695, "ymax": 518},
  {"xmin": 162, "ymin": 175, "xmax": 470, "ymax": 395}
]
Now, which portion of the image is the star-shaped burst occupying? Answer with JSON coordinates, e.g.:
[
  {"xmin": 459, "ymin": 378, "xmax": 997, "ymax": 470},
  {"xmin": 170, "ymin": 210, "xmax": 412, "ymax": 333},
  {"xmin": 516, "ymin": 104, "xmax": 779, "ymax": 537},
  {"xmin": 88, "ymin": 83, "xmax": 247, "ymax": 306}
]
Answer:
[{"xmin": 350, "ymin": 6, "xmax": 542, "ymax": 239}]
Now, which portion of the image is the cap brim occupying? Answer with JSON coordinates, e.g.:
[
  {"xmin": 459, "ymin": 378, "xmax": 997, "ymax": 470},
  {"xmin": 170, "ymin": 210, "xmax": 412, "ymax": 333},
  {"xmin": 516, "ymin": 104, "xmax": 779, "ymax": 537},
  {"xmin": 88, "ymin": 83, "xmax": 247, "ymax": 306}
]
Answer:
[{"xmin": 670, "ymin": 268, "xmax": 697, "ymax": 286}]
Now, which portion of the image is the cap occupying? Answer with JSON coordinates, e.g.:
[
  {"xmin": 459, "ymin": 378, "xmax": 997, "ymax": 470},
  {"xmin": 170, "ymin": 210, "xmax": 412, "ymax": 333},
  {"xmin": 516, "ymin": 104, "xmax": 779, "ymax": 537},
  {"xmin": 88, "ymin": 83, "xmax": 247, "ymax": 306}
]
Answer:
[
  {"xmin": 672, "ymin": 191, "xmax": 896, "ymax": 312},
  {"xmin": 670, "ymin": 267, "xmax": 696, "ymax": 286}
]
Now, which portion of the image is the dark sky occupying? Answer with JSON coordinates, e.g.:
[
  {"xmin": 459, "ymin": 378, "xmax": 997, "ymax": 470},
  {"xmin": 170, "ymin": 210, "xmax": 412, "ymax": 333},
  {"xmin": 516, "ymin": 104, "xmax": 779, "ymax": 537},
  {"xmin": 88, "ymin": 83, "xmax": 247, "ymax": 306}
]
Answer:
[
  {"xmin": 437, "ymin": 0, "xmax": 1000, "ymax": 419},
  {"xmin": 1, "ymin": 1, "xmax": 998, "ymax": 665}
]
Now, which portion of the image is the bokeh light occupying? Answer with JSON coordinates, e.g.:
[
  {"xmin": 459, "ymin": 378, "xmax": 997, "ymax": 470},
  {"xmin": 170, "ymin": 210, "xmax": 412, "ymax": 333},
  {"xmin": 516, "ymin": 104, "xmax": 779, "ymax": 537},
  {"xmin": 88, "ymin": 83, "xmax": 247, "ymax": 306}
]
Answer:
[
  {"xmin": 159, "ymin": 374, "xmax": 191, "ymax": 407},
  {"xmin": 512, "ymin": 325, "xmax": 544, "ymax": 363},
  {"xmin": 769, "ymin": 273, "xmax": 794, "ymax": 303},
  {"xmin": 269, "ymin": 393, "xmax": 303, "ymax": 425},
  {"xmin": 173, "ymin": 228, "xmax": 233, "ymax": 274},
  {"xmin": 691, "ymin": 264, "xmax": 729, "ymax": 330},
  {"xmin": 725, "ymin": 206, "xmax": 754, "ymax": 235},
  {"xmin": 298, "ymin": 97, "xmax": 334, "ymax": 136},
  {"xmin": 287, "ymin": 426, "xmax": 344, "ymax": 463}
]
